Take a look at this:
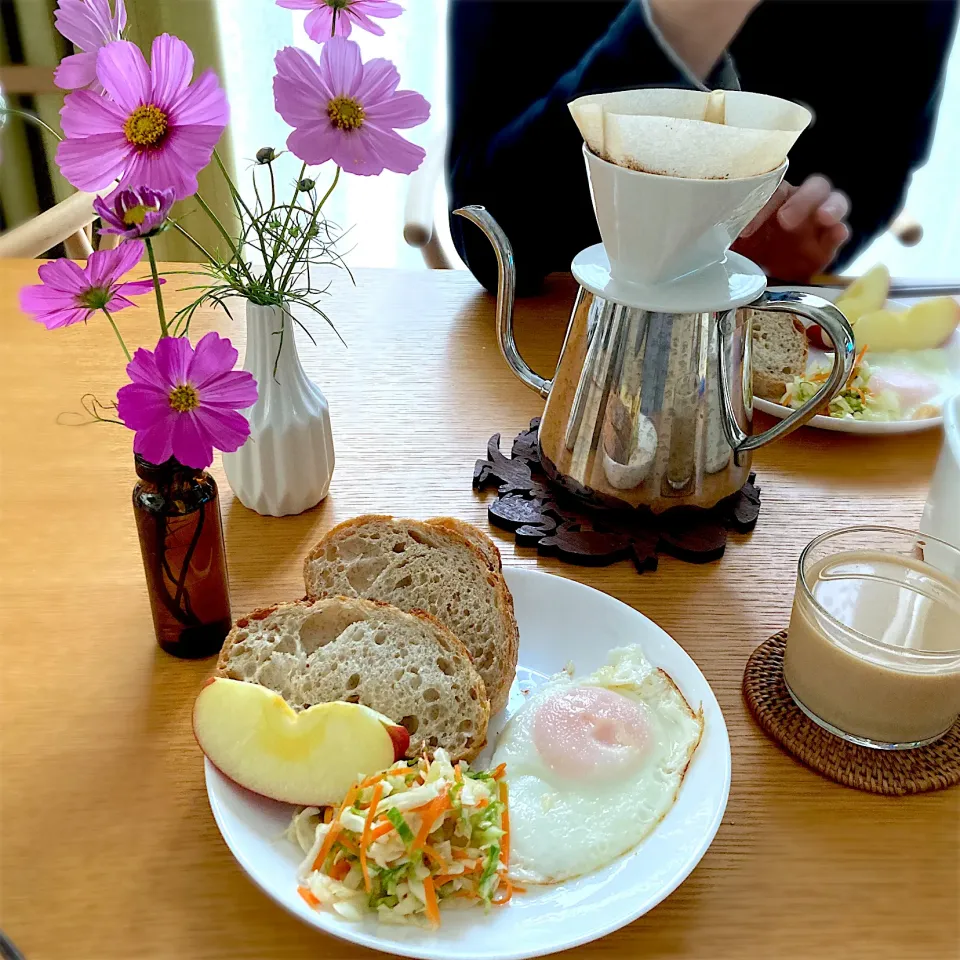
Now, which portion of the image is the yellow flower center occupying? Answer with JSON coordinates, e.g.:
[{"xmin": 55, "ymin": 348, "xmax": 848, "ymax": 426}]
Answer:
[
  {"xmin": 123, "ymin": 204, "xmax": 149, "ymax": 226},
  {"xmin": 327, "ymin": 95, "xmax": 365, "ymax": 131},
  {"xmin": 169, "ymin": 384, "xmax": 200, "ymax": 413},
  {"xmin": 123, "ymin": 104, "xmax": 169, "ymax": 149}
]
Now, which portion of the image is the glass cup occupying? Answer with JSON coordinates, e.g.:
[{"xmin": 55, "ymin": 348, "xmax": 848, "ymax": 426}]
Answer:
[{"xmin": 783, "ymin": 526, "xmax": 960, "ymax": 750}]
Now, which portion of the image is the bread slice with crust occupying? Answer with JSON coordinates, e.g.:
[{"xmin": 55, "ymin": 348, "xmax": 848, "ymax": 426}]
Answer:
[
  {"xmin": 215, "ymin": 597, "xmax": 490, "ymax": 762},
  {"xmin": 750, "ymin": 310, "xmax": 808, "ymax": 402},
  {"xmin": 303, "ymin": 516, "xmax": 518, "ymax": 715}
]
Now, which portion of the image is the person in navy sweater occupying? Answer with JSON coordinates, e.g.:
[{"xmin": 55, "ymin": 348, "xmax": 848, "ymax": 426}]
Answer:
[{"xmin": 447, "ymin": 0, "xmax": 957, "ymax": 294}]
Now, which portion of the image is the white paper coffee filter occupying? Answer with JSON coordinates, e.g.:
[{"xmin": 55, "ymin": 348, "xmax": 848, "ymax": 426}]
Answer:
[{"xmin": 569, "ymin": 88, "xmax": 811, "ymax": 180}]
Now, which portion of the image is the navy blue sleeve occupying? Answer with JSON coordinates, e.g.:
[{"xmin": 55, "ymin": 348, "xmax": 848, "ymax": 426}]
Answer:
[{"xmin": 447, "ymin": 1, "xmax": 697, "ymax": 295}]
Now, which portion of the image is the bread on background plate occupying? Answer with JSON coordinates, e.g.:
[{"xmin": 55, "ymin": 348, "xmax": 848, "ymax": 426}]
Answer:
[
  {"xmin": 303, "ymin": 516, "xmax": 518, "ymax": 715},
  {"xmin": 216, "ymin": 597, "xmax": 490, "ymax": 763},
  {"xmin": 749, "ymin": 310, "xmax": 808, "ymax": 402}
]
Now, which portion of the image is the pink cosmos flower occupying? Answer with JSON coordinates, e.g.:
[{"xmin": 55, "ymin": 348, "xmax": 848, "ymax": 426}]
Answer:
[
  {"xmin": 117, "ymin": 332, "xmax": 258, "ymax": 470},
  {"xmin": 94, "ymin": 186, "xmax": 175, "ymax": 239},
  {"xmin": 19, "ymin": 239, "xmax": 158, "ymax": 330},
  {"xmin": 54, "ymin": 0, "xmax": 127, "ymax": 94},
  {"xmin": 273, "ymin": 38, "xmax": 429, "ymax": 176},
  {"xmin": 57, "ymin": 34, "xmax": 229, "ymax": 200},
  {"xmin": 277, "ymin": 0, "xmax": 402, "ymax": 43}
]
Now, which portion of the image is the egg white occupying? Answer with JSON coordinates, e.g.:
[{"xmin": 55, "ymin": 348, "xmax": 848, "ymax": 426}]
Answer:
[{"xmin": 492, "ymin": 646, "xmax": 703, "ymax": 885}]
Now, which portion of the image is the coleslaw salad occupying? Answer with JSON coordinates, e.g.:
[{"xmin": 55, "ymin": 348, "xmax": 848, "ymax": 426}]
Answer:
[
  {"xmin": 781, "ymin": 348, "xmax": 901, "ymax": 422},
  {"xmin": 287, "ymin": 749, "xmax": 518, "ymax": 928}
]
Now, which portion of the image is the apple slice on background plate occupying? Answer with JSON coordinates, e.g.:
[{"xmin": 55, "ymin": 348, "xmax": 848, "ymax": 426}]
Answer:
[{"xmin": 194, "ymin": 678, "xmax": 409, "ymax": 806}]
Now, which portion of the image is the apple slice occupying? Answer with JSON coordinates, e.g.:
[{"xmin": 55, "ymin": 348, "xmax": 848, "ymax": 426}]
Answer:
[
  {"xmin": 855, "ymin": 297, "xmax": 960, "ymax": 353},
  {"xmin": 835, "ymin": 264, "xmax": 890, "ymax": 322},
  {"xmin": 194, "ymin": 678, "xmax": 410, "ymax": 805}
]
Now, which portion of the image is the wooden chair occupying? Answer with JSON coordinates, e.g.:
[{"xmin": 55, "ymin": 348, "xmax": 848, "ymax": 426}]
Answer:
[
  {"xmin": 402, "ymin": 126, "xmax": 924, "ymax": 269},
  {"xmin": 0, "ymin": 66, "xmax": 114, "ymax": 259}
]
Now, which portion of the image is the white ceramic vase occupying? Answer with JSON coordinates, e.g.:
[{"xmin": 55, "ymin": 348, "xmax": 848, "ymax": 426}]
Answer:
[{"xmin": 222, "ymin": 303, "xmax": 334, "ymax": 517}]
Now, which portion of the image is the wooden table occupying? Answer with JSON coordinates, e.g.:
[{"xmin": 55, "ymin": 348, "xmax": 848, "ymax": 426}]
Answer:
[{"xmin": 1, "ymin": 260, "xmax": 956, "ymax": 960}]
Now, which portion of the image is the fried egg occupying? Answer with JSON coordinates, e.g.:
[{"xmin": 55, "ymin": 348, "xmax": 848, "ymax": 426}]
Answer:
[{"xmin": 491, "ymin": 646, "xmax": 703, "ymax": 885}]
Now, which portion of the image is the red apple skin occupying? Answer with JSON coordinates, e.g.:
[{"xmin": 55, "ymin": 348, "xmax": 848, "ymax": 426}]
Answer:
[{"xmin": 386, "ymin": 723, "xmax": 411, "ymax": 760}]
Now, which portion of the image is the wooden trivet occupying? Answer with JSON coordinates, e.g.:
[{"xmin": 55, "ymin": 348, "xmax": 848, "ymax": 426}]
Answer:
[
  {"xmin": 473, "ymin": 418, "xmax": 761, "ymax": 572},
  {"xmin": 744, "ymin": 631, "xmax": 960, "ymax": 795}
]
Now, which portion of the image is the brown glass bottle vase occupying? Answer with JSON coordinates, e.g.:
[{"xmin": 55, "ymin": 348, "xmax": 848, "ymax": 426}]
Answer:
[{"xmin": 132, "ymin": 455, "xmax": 232, "ymax": 658}]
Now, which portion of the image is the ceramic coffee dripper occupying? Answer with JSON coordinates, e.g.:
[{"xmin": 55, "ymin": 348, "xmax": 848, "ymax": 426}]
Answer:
[{"xmin": 455, "ymin": 149, "xmax": 855, "ymax": 513}]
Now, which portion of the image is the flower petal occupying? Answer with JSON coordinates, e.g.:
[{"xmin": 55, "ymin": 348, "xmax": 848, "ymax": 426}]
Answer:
[
  {"xmin": 185, "ymin": 331, "xmax": 238, "ymax": 387},
  {"xmin": 115, "ymin": 382, "xmax": 172, "ymax": 429},
  {"xmin": 319, "ymin": 37, "xmax": 364, "ymax": 98},
  {"xmin": 275, "ymin": 0, "xmax": 315, "ymax": 8},
  {"xmin": 353, "ymin": 124, "xmax": 424, "ymax": 175},
  {"xmin": 56, "ymin": 134, "xmax": 131, "ymax": 192},
  {"xmin": 55, "ymin": 0, "xmax": 110, "ymax": 50},
  {"xmin": 168, "ymin": 69, "xmax": 229, "ymax": 128},
  {"xmin": 149, "ymin": 34, "xmax": 194, "ymax": 109},
  {"xmin": 198, "ymin": 370, "xmax": 259, "ymax": 409},
  {"xmin": 36, "ymin": 257, "xmax": 89, "ymax": 293},
  {"xmin": 286, "ymin": 122, "xmax": 338, "ymax": 166},
  {"xmin": 60, "ymin": 89, "xmax": 127, "ymax": 137},
  {"xmin": 125, "ymin": 346, "xmax": 170, "ymax": 390},
  {"xmin": 303, "ymin": 5, "xmax": 339, "ymax": 42},
  {"xmin": 169, "ymin": 412, "xmax": 214, "ymax": 469},
  {"xmin": 115, "ymin": 279, "xmax": 159, "ymax": 298},
  {"xmin": 55, "ymin": 51, "xmax": 100, "ymax": 91},
  {"xmin": 154, "ymin": 334, "xmax": 195, "ymax": 387},
  {"xmin": 364, "ymin": 88, "xmax": 430, "ymax": 129},
  {"xmin": 131, "ymin": 416, "xmax": 176, "ymax": 465},
  {"xmin": 96, "ymin": 40, "xmax": 152, "ymax": 112},
  {"xmin": 192, "ymin": 405, "xmax": 251, "ymax": 453},
  {"xmin": 354, "ymin": 56, "xmax": 400, "ymax": 105}
]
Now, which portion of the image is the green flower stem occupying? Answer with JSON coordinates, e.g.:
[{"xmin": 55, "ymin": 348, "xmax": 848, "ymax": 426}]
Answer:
[
  {"xmin": 101, "ymin": 307, "xmax": 132, "ymax": 361},
  {"xmin": 213, "ymin": 149, "xmax": 274, "ymax": 292},
  {"xmin": 268, "ymin": 161, "xmax": 277, "ymax": 211},
  {"xmin": 171, "ymin": 222, "xmax": 218, "ymax": 264},
  {"xmin": 194, "ymin": 192, "xmax": 256, "ymax": 284},
  {"xmin": 266, "ymin": 162, "xmax": 307, "ymax": 276},
  {"xmin": 0, "ymin": 105, "xmax": 63, "ymax": 141},
  {"xmin": 144, "ymin": 237, "xmax": 170, "ymax": 338},
  {"xmin": 278, "ymin": 166, "xmax": 341, "ymax": 291}
]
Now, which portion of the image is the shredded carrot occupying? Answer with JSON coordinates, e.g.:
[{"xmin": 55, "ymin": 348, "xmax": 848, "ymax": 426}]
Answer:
[
  {"xmin": 499, "ymin": 780, "xmax": 510, "ymax": 867},
  {"xmin": 369, "ymin": 820, "xmax": 394, "ymax": 842},
  {"xmin": 492, "ymin": 762, "xmax": 507, "ymax": 780},
  {"xmin": 298, "ymin": 885, "xmax": 320, "ymax": 907},
  {"xmin": 322, "ymin": 807, "xmax": 334, "ymax": 824},
  {"xmin": 329, "ymin": 859, "xmax": 351, "ymax": 881},
  {"xmin": 432, "ymin": 873, "xmax": 458, "ymax": 887},
  {"xmin": 311, "ymin": 822, "xmax": 342, "ymax": 872},
  {"xmin": 422, "ymin": 875, "xmax": 441, "ymax": 928},
  {"xmin": 312, "ymin": 783, "xmax": 359, "ymax": 871},
  {"xmin": 359, "ymin": 782, "xmax": 383, "ymax": 892},
  {"xmin": 451, "ymin": 848, "xmax": 472, "ymax": 861},
  {"xmin": 338, "ymin": 836, "xmax": 361, "ymax": 856},
  {"xmin": 491, "ymin": 879, "xmax": 513, "ymax": 905},
  {"xmin": 454, "ymin": 763, "xmax": 463, "ymax": 783},
  {"xmin": 359, "ymin": 771, "xmax": 388, "ymax": 789},
  {"xmin": 476, "ymin": 798, "xmax": 489, "ymax": 809},
  {"xmin": 845, "ymin": 344, "xmax": 869, "ymax": 390},
  {"xmin": 411, "ymin": 790, "xmax": 450, "ymax": 852},
  {"xmin": 451, "ymin": 889, "xmax": 479, "ymax": 900},
  {"xmin": 421, "ymin": 843, "xmax": 447, "ymax": 868}
]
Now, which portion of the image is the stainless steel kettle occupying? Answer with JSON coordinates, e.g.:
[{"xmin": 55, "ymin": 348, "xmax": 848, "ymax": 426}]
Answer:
[{"xmin": 455, "ymin": 205, "xmax": 855, "ymax": 513}]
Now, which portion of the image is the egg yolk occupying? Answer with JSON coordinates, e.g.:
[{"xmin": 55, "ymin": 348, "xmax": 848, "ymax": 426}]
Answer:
[{"xmin": 532, "ymin": 686, "xmax": 651, "ymax": 780}]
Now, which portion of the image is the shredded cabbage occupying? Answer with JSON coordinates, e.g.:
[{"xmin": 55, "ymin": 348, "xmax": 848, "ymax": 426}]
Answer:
[
  {"xmin": 290, "ymin": 749, "xmax": 516, "ymax": 927},
  {"xmin": 780, "ymin": 359, "xmax": 901, "ymax": 422}
]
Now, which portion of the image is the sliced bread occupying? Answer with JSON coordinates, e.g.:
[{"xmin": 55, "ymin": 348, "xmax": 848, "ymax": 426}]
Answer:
[
  {"xmin": 750, "ymin": 310, "xmax": 808, "ymax": 402},
  {"xmin": 215, "ymin": 597, "xmax": 490, "ymax": 762},
  {"xmin": 303, "ymin": 516, "xmax": 519, "ymax": 715}
]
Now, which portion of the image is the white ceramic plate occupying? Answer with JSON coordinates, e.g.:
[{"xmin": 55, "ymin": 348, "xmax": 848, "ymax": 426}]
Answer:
[
  {"xmin": 753, "ymin": 286, "xmax": 960, "ymax": 434},
  {"xmin": 205, "ymin": 567, "xmax": 731, "ymax": 960}
]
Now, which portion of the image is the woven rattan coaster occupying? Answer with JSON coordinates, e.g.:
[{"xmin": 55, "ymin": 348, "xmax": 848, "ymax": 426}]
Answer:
[{"xmin": 743, "ymin": 631, "xmax": 960, "ymax": 796}]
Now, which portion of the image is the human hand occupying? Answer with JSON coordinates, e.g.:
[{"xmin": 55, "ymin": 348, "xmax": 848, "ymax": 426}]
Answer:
[{"xmin": 732, "ymin": 175, "xmax": 850, "ymax": 282}]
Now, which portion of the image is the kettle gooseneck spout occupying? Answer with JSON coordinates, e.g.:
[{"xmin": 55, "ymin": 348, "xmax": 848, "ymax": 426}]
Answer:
[{"xmin": 453, "ymin": 205, "xmax": 552, "ymax": 398}]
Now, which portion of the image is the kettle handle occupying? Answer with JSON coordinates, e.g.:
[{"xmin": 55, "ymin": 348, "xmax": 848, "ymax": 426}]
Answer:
[
  {"xmin": 718, "ymin": 290, "xmax": 856, "ymax": 460},
  {"xmin": 453, "ymin": 205, "xmax": 552, "ymax": 398}
]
